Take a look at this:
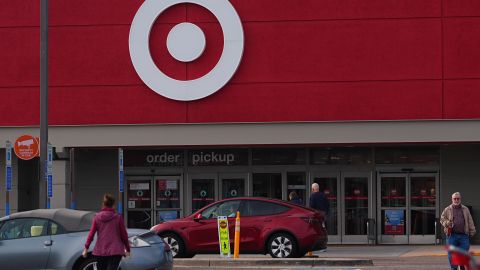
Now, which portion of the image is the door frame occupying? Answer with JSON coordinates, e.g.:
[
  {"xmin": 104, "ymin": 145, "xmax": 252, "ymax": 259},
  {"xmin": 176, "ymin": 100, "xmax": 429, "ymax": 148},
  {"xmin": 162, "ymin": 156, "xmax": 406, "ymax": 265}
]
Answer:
[
  {"xmin": 124, "ymin": 175, "xmax": 155, "ymax": 228},
  {"xmin": 377, "ymin": 172, "xmax": 439, "ymax": 244},
  {"xmin": 408, "ymin": 172, "xmax": 438, "ymax": 244},
  {"xmin": 218, "ymin": 172, "xmax": 249, "ymax": 199},
  {"xmin": 310, "ymin": 171, "xmax": 341, "ymax": 243},
  {"xmin": 153, "ymin": 175, "xmax": 184, "ymax": 222},
  {"xmin": 311, "ymin": 170, "xmax": 373, "ymax": 244},
  {"xmin": 187, "ymin": 173, "xmax": 218, "ymax": 215},
  {"xmin": 341, "ymin": 171, "xmax": 374, "ymax": 244}
]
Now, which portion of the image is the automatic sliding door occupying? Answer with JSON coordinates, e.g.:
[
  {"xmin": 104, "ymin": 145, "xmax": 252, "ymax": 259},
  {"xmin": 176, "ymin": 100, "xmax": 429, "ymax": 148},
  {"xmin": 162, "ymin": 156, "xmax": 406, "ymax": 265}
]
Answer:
[
  {"xmin": 342, "ymin": 173, "xmax": 371, "ymax": 243},
  {"xmin": 312, "ymin": 173, "xmax": 339, "ymax": 243},
  {"xmin": 220, "ymin": 173, "xmax": 247, "ymax": 199},
  {"xmin": 409, "ymin": 174, "xmax": 437, "ymax": 243},
  {"xmin": 155, "ymin": 176, "xmax": 182, "ymax": 223},
  {"xmin": 189, "ymin": 174, "xmax": 217, "ymax": 214},
  {"xmin": 378, "ymin": 173, "xmax": 438, "ymax": 244},
  {"xmin": 252, "ymin": 173, "xmax": 282, "ymax": 199},
  {"xmin": 126, "ymin": 176, "xmax": 153, "ymax": 229},
  {"xmin": 378, "ymin": 174, "xmax": 408, "ymax": 244}
]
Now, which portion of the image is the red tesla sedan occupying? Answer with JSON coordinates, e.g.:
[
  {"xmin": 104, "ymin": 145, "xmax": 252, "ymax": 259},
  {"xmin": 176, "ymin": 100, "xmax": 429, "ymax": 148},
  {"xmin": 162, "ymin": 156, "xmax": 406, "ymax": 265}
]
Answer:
[{"xmin": 151, "ymin": 197, "xmax": 327, "ymax": 258}]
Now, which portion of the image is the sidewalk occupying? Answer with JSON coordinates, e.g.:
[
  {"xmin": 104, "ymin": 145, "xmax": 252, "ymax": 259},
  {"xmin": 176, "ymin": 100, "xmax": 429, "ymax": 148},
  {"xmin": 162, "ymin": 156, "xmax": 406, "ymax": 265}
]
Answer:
[
  {"xmin": 311, "ymin": 244, "xmax": 480, "ymax": 258},
  {"xmin": 174, "ymin": 245, "xmax": 480, "ymax": 268}
]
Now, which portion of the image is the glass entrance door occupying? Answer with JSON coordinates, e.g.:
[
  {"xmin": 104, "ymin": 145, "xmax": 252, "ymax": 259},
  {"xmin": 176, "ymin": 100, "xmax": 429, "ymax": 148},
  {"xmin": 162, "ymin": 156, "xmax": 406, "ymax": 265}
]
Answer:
[
  {"xmin": 189, "ymin": 173, "xmax": 217, "ymax": 214},
  {"xmin": 126, "ymin": 175, "xmax": 184, "ymax": 229},
  {"xmin": 409, "ymin": 173, "xmax": 437, "ymax": 243},
  {"xmin": 219, "ymin": 173, "xmax": 247, "ymax": 199},
  {"xmin": 188, "ymin": 173, "xmax": 247, "ymax": 214},
  {"xmin": 378, "ymin": 173, "xmax": 407, "ymax": 244},
  {"xmin": 252, "ymin": 173, "xmax": 282, "ymax": 199},
  {"xmin": 155, "ymin": 176, "xmax": 182, "ymax": 223},
  {"xmin": 126, "ymin": 176, "xmax": 153, "ymax": 229},
  {"xmin": 312, "ymin": 171, "xmax": 372, "ymax": 244},
  {"xmin": 342, "ymin": 172, "xmax": 371, "ymax": 243},
  {"xmin": 312, "ymin": 172, "xmax": 339, "ymax": 243},
  {"xmin": 378, "ymin": 173, "xmax": 437, "ymax": 244}
]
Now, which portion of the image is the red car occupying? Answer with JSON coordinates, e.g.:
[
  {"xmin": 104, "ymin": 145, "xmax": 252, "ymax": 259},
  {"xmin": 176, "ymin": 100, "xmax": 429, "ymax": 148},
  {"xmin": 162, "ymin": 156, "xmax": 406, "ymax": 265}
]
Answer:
[{"xmin": 151, "ymin": 197, "xmax": 327, "ymax": 258}]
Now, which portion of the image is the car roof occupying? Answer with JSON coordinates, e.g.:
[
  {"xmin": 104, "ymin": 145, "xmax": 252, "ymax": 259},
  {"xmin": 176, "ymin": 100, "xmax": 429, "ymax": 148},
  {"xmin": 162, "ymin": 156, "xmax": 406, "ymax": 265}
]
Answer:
[
  {"xmin": 192, "ymin": 196, "xmax": 314, "ymax": 214},
  {"xmin": 1, "ymin": 208, "xmax": 95, "ymax": 232}
]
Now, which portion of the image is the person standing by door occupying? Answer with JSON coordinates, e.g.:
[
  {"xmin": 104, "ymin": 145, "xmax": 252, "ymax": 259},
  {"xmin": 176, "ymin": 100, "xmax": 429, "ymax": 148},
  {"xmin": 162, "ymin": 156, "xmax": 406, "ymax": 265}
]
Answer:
[
  {"xmin": 441, "ymin": 192, "xmax": 476, "ymax": 270},
  {"xmin": 289, "ymin": 191, "xmax": 303, "ymax": 205},
  {"xmin": 83, "ymin": 193, "xmax": 131, "ymax": 270},
  {"xmin": 309, "ymin": 183, "xmax": 330, "ymax": 252},
  {"xmin": 309, "ymin": 183, "xmax": 330, "ymax": 216}
]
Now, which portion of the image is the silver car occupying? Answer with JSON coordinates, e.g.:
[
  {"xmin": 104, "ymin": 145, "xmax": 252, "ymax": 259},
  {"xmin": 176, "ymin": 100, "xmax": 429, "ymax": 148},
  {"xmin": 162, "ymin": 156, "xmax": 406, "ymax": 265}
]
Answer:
[{"xmin": 0, "ymin": 208, "xmax": 173, "ymax": 270}]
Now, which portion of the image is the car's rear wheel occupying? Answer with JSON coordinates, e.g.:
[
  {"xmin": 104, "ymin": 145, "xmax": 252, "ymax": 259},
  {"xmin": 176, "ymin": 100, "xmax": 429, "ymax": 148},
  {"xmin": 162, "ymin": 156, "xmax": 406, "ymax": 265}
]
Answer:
[
  {"xmin": 267, "ymin": 232, "xmax": 298, "ymax": 258},
  {"xmin": 77, "ymin": 257, "xmax": 98, "ymax": 270},
  {"xmin": 161, "ymin": 232, "xmax": 187, "ymax": 258}
]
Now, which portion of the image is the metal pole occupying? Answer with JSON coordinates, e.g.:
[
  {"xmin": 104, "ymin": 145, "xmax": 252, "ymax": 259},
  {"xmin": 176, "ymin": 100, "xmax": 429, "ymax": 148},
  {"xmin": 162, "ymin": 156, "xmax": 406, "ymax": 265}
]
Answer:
[
  {"xmin": 70, "ymin": 148, "xmax": 76, "ymax": 209},
  {"xmin": 39, "ymin": 0, "xmax": 49, "ymax": 209}
]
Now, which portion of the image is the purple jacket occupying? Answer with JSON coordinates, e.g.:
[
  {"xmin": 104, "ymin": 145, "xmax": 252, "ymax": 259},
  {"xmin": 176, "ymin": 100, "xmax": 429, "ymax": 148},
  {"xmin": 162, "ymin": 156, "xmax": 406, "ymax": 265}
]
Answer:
[{"xmin": 84, "ymin": 207, "xmax": 130, "ymax": 256}]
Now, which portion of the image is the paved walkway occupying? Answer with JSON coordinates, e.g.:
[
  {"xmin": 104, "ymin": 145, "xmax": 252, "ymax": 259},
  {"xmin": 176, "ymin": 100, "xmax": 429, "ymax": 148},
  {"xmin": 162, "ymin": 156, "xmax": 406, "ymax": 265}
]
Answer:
[
  {"xmin": 188, "ymin": 245, "xmax": 480, "ymax": 259},
  {"xmin": 312, "ymin": 244, "xmax": 480, "ymax": 258},
  {"xmin": 174, "ymin": 245, "xmax": 480, "ymax": 268}
]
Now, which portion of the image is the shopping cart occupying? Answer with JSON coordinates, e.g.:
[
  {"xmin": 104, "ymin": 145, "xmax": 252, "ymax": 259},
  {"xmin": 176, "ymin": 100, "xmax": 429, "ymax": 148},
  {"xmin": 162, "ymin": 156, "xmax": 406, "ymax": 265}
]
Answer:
[{"xmin": 447, "ymin": 245, "xmax": 479, "ymax": 270}]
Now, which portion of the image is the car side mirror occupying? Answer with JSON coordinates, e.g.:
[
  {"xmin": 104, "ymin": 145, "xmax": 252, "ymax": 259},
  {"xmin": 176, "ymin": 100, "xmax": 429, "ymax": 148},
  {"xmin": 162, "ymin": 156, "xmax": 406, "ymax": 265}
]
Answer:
[{"xmin": 193, "ymin": 213, "xmax": 203, "ymax": 221}]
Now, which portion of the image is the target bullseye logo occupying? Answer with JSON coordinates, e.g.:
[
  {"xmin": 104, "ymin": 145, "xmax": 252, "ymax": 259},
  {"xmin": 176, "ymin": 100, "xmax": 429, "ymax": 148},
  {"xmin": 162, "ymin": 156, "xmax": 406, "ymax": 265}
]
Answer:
[{"xmin": 129, "ymin": 0, "xmax": 244, "ymax": 101}]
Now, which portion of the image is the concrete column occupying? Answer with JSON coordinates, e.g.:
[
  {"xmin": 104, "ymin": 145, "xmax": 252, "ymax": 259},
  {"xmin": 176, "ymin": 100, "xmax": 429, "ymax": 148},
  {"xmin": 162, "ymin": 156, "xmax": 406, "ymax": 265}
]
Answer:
[{"xmin": 51, "ymin": 159, "xmax": 68, "ymax": 208}]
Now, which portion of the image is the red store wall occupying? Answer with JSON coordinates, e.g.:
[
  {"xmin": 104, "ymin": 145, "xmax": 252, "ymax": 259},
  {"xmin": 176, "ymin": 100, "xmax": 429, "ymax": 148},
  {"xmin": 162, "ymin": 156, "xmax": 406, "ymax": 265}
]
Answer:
[{"xmin": 0, "ymin": 0, "xmax": 479, "ymax": 126}]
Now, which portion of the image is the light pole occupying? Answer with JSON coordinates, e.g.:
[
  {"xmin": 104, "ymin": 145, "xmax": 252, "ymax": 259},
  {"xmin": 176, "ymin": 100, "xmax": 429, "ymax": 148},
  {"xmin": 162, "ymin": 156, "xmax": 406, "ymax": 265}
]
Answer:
[{"xmin": 39, "ymin": 0, "xmax": 48, "ymax": 209}]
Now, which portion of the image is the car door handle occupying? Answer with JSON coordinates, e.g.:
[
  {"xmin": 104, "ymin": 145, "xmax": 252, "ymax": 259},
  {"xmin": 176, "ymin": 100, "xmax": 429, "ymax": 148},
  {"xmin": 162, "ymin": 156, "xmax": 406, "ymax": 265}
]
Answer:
[
  {"xmin": 263, "ymin": 219, "xmax": 272, "ymax": 222},
  {"xmin": 44, "ymin": 240, "xmax": 53, "ymax": 246}
]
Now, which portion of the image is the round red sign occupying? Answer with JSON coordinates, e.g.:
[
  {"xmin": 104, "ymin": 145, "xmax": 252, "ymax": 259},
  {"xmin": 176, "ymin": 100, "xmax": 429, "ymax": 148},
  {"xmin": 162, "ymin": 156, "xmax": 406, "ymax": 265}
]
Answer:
[{"xmin": 14, "ymin": 135, "xmax": 39, "ymax": 160}]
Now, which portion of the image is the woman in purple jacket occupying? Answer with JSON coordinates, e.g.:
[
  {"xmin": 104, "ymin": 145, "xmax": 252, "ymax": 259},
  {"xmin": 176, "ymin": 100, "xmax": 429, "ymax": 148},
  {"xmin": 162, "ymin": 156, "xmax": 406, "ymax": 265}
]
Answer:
[{"xmin": 83, "ymin": 194, "xmax": 131, "ymax": 270}]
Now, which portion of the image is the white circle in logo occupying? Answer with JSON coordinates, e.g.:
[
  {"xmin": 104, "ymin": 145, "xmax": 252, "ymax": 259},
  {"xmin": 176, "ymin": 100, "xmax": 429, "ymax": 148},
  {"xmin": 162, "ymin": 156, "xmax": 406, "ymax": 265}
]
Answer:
[
  {"xmin": 129, "ymin": 0, "xmax": 244, "ymax": 101},
  {"xmin": 230, "ymin": 189, "xmax": 237, "ymax": 197},
  {"xmin": 167, "ymin": 23, "xmax": 206, "ymax": 62},
  {"xmin": 200, "ymin": 190, "xmax": 207, "ymax": 198}
]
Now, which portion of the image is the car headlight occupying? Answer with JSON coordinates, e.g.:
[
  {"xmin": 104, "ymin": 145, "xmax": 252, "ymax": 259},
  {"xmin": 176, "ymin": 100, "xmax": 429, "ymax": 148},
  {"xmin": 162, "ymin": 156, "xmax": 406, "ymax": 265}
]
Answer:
[{"xmin": 129, "ymin": 236, "xmax": 151, "ymax": 247}]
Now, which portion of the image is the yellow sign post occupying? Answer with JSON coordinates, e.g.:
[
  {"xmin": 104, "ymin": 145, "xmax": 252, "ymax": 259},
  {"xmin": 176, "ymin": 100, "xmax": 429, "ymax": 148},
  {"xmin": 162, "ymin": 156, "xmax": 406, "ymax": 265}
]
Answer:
[{"xmin": 217, "ymin": 216, "xmax": 231, "ymax": 257}]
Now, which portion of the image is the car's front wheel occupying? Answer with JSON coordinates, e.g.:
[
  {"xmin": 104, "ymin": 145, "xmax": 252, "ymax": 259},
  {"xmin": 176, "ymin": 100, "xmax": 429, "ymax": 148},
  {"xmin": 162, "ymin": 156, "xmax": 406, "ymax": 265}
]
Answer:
[
  {"xmin": 77, "ymin": 257, "xmax": 98, "ymax": 270},
  {"xmin": 161, "ymin": 232, "xmax": 187, "ymax": 258},
  {"xmin": 267, "ymin": 232, "xmax": 298, "ymax": 258}
]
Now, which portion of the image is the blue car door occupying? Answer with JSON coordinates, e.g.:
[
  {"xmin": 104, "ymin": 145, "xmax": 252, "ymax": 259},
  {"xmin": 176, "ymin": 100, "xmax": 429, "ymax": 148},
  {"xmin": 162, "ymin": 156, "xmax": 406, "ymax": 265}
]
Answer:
[{"xmin": 0, "ymin": 218, "xmax": 51, "ymax": 270}]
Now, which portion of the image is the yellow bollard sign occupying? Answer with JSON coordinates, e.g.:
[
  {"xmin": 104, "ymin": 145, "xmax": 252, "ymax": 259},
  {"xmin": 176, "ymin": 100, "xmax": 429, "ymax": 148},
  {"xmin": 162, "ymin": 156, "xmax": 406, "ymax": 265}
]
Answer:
[{"xmin": 217, "ymin": 216, "xmax": 231, "ymax": 257}]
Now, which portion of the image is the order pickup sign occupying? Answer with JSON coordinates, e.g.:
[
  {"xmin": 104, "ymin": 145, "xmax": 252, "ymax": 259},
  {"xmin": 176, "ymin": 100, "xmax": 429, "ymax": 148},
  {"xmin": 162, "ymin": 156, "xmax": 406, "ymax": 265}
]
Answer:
[{"xmin": 217, "ymin": 216, "xmax": 231, "ymax": 257}]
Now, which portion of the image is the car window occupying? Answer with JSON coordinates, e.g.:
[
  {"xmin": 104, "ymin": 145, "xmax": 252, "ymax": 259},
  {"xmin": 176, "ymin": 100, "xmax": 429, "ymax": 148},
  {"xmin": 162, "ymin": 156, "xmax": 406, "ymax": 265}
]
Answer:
[
  {"xmin": 243, "ymin": 200, "xmax": 290, "ymax": 216},
  {"xmin": 200, "ymin": 204, "xmax": 219, "ymax": 219},
  {"xmin": 0, "ymin": 218, "xmax": 49, "ymax": 240},
  {"xmin": 215, "ymin": 201, "xmax": 241, "ymax": 218},
  {"xmin": 49, "ymin": 221, "xmax": 66, "ymax": 235},
  {"xmin": 200, "ymin": 200, "xmax": 241, "ymax": 219}
]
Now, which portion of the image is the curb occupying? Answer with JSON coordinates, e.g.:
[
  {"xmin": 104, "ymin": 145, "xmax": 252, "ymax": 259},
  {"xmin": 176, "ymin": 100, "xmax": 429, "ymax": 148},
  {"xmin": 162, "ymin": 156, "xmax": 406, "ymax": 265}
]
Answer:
[
  {"xmin": 428, "ymin": 252, "xmax": 480, "ymax": 257},
  {"xmin": 174, "ymin": 258, "xmax": 373, "ymax": 267}
]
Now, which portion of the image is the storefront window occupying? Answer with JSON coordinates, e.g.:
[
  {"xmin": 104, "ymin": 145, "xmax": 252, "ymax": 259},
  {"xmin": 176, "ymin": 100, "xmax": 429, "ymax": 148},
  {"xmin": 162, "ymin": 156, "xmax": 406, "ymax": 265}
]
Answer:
[
  {"xmin": 375, "ymin": 147, "xmax": 439, "ymax": 164},
  {"xmin": 252, "ymin": 148, "xmax": 306, "ymax": 165},
  {"xmin": 310, "ymin": 147, "xmax": 372, "ymax": 165}
]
